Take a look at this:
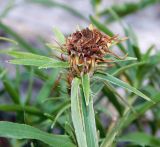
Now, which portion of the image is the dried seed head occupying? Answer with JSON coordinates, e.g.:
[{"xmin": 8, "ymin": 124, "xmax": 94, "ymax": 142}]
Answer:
[{"xmin": 65, "ymin": 25, "xmax": 126, "ymax": 76}]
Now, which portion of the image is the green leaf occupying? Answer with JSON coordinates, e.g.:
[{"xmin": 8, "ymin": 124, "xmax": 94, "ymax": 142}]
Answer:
[
  {"xmin": 71, "ymin": 78, "xmax": 87, "ymax": 147},
  {"xmin": 53, "ymin": 28, "xmax": 66, "ymax": 44},
  {"xmin": 101, "ymin": 92, "xmax": 160, "ymax": 147},
  {"xmin": 3, "ymin": 80, "xmax": 20, "ymax": 104},
  {"xmin": 0, "ymin": 105, "xmax": 43, "ymax": 116},
  {"xmin": 102, "ymin": 86, "xmax": 124, "ymax": 116},
  {"xmin": 81, "ymin": 73, "xmax": 90, "ymax": 105},
  {"xmin": 91, "ymin": 0, "xmax": 102, "ymax": 10},
  {"xmin": 6, "ymin": 51, "xmax": 68, "ymax": 68},
  {"xmin": 38, "ymin": 61, "xmax": 69, "ymax": 69},
  {"xmin": 80, "ymin": 89, "xmax": 99, "ymax": 147},
  {"xmin": 103, "ymin": 56, "xmax": 137, "ymax": 63},
  {"xmin": 51, "ymin": 103, "xmax": 71, "ymax": 128},
  {"xmin": 0, "ymin": 121, "xmax": 75, "ymax": 147},
  {"xmin": 46, "ymin": 43, "xmax": 67, "ymax": 54},
  {"xmin": 112, "ymin": 61, "xmax": 146, "ymax": 76},
  {"xmin": 0, "ymin": 22, "xmax": 37, "ymax": 53},
  {"xmin": 8, "ymin": 59, "xmax": 53, "ymax": 67},
  {"xmin": 118, "ymin": 132, "xmax": 160, "ymax": 147},
  {"xmin": 94, "ymin": 73, "xmax": 153, "ymax": 102},
  {"xmin": 36, "ymin": 69, "xmax": 59, "ymax": 103},
  {"xmin": 99, "ymin": 0, "xmax": 158, "ymax": 20},
  {"xmin": 7, "ymin": 51, "xmax": 54, "ymax": 60},
  {"xmin": 0, "ymin": 36, "xmax": 18, "ymax": 45}
]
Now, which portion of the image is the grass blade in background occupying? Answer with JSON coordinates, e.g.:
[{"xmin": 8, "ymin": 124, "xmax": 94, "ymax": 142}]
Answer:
[
  {"xmin": 53, "ymin": 28, "xmax": 66, "ymax": 44},
  {"xmin": 3, "ymin": 80, "xmax": 20, "ymax": 104},
  {"xmin": 0, "ymin": 22, "xmax": 37, "ymax": 53},
  {"xmin": 0, "ymin": 121, "xmax": 75, "ymax": 147},
  {"xmin": 94, "ymin": 73, "xmax": 153, "ymax": 102},
  {"xmin": 118, "ymin": 132, "xmax": 160, "ymax": 147},
  {"xmin": 99, "ymin": 0, "xmax": 159, "ymax": 22},
  {"xmin": 27, "ymin": 0, "xmax": 87, "ymax": 21},
  {"xmin": 36, "ymin": 69, "xmax": 59, "ymax": 103},
  {"xmin": 101, "ymin": 92, "xmax": 160, "ymax": 147}
]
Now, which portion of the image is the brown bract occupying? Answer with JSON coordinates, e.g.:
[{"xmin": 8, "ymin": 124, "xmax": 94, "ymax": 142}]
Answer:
[{"xmin": 65, "ymin": 26, "xmax": 126, "ymax": 76}]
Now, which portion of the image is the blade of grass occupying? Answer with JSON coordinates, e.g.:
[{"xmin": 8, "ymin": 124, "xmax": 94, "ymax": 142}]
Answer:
[
  {"xmin": 0, "ymin": 104, "xmax": 43, "ymax": 116},
  {"xmin": 94, "ymin": 73, "xmax": 153, "ymax": 102},
  {"xmin": 36, "ymin": 69, "xmax": 59, "ymax": 103},
  {"xmin": 99, "ymin": 0, "xmax": 159, "ymax": 20},
  {"xmin": 51, "ymin": 103, "xmax": 71, "ymax": 128},
  {"xmin": 101, "ymin": 92, "xmax": 160, "ymax": 147},
  {"xmin": 0, "ymin": 121, "xmax": 75, "ymax": 147},
  {"xmin": 118, "ymin": 132, "xmax": 160, "ymax": 147},
  {"xmin": 112, "ymin": 61, "xmax": 147, "ymax": 76},
  {"xmin": 53, "ymin": 28, "xmax": 66, "ymax": 44},
  {"xmin": 3, "ymin": 80, "xmax": 20, "ymax": 104},
  {"xmin": 0, "ymin": 36, "xmax": 18, "ymax": 45},
  {"xmin": 0, "ymin": 22, "xmax": 37, "ymax": 53},
  {"xmin": 102, "ymin": 86, "xmax": 124, "ymax": 116},
  {"xmin": 38, "ymin": 61, "xmax": 69, "ymax": 69},
  {"xmin": 25, "ymin": 68, "xmax": 34, "ymax": 104}
]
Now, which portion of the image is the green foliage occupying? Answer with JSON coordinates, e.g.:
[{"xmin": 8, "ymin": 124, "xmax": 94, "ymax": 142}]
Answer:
[
  {"xmin": 94, "ymin": 73, "xmax": 153, "ymax": 102},
  {"xmin": 0, "ymin": 121, "xmax": 75, "ymax": 147},
  {"xmin": 118, "ymin": 132, "xmax": 160, "ymax": 147}
]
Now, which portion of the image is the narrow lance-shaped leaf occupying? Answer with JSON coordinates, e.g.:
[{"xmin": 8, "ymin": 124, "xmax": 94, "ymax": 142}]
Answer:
[
  {"xmin": 38, "ymin": 61, "xmax": 69, "ymax": 69},
  {"xmin": 81, "ymin": 73, "xmax": 90, "ymax": 105},
  {"xmin": 71, "ymin": 78, "xmax": 87, "ymax": 147},
  {"xmin": 0, "ymin": 36, "xmax": 18, "ymax": 45},
  {"xmin": 53, "ymin": 28, "xmax": 66, "ymax": 44},
  {"xmin": 8, "ymin": 59, "xmax": 52, "ymax": 67},
  {"xmin": 101, "ymin": 92, "xmax": 160, "ymax": 147},
  {"xmin": 6, "ymin": 51, "xmax": 69, "ymax": 69},
  {"xmin": 80, "ymin": 88, "xmax": 99, "ymax": 147},
  {"xmin": 36, "ymin": 69, "xmax": 59, "ymax": 103},
  {"xmin": 0, "ymin": 121, "xmax": 75, "ymax": 147},
  {"xmin": 7, "ymin": 51, "xmax": 54, "ymax": 60},
  {"xmin": 118, "ymin": 132, "xmax": 160, "ymax": 147},
  {"xmin": 94, "ymin": 73, "xmax": 153, "ymax": 102}
]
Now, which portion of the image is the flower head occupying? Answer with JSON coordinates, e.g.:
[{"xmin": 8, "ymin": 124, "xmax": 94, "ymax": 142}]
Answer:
[{"xmin": 65, "ymin": 25, "xmax": 126, "ymax": 76}]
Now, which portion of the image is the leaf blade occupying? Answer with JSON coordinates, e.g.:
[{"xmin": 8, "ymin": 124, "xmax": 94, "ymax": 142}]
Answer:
[
  {"xmin": 53, "ymin": 28, "xmax": 66, "ymax": 44},
  {"xmin": 94, "ymin": 73, "xmax": 153, "ymax": 102},
  {"xmin": 118, "ymin": 132, "xmax": 160, "ymax": 147},
  {"xmin": 71, "ymin": 78, "xmax": 87, "ymax": 147},
  {"xmin": 38, "ymin": 61, "xmax": 69, "ymax": 69},
  {"xmin": 0, "ymin": 121, "xmax": 75, "ymax": 147}
]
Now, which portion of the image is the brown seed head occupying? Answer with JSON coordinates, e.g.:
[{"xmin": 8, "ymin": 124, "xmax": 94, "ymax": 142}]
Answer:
[{"xmin": 65, "ymin": 25, "xmax": 126, "ymax": 76}]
